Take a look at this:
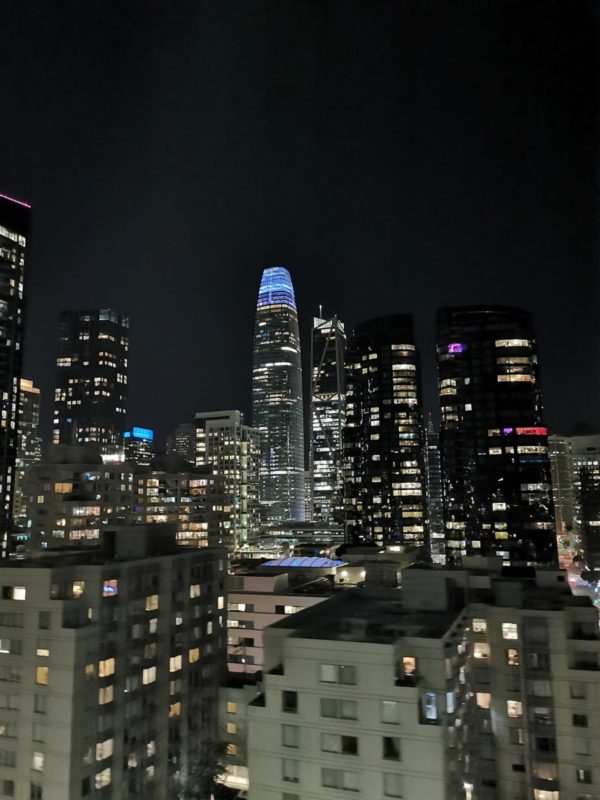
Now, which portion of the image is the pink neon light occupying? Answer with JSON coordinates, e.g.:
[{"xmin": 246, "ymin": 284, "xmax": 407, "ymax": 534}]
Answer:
[
  {"xmin": 515, "ymin": 426, "xmax": 547, "ymax": 436},
  {"xmin": 0, "ymin": 193, "xmax": 31, "ymax": 209}
]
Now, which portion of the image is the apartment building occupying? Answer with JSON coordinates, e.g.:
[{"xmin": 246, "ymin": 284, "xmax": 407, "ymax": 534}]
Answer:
[{"xmin": 0, "ymin": 525, "xmax": 226, "ymax": 800}]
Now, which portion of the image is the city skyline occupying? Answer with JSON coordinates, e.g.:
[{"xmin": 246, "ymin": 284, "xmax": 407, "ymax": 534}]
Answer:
[{"xmin": 0, "ymin": 2, "xmax": 597, "ymax": 444}]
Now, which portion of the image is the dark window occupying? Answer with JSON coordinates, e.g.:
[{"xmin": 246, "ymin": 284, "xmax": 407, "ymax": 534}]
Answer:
[
  {"xmin": 573, "ymin": 714, "xmax": 588, "ymax": 728},
  {"xmin": 282, "ymin": 691, "xmax": 298, "ymax": 714},
  {"xmin": 383, "ymin": 736, "xmax": 401, "ymax": 760}
]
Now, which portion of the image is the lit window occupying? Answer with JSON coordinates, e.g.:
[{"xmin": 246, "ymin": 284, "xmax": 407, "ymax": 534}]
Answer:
[
  {"xmin": 98, "ymin": 686, "xmax": 114, "ymax": 704},
  {"xmin": 169, "ymin": 656, "xmax": 182, "ymax": 672},
  {"xmin": 35, "ymin": 667, "xmax": 49, "ymax": 686},
  {"xmin": 98, "ymin": 658, "xmax": 115, "ymax": 678},
  {"xmin": 319, "ymin": 664, "xmax": 357, "ymax": 685},
  {"xmin": 32, "ymin": 752, "xmax": 44, "ymax": 771},
  {"xmin": 476, "ymin": 692, "xmax": 491, "ymax": 709},
  {"xmin": 188, "ymin": 648, "xmax": 200, "ymax": 664},
  {"xmin": 95, "ymin": 768, "xmax": 111, "ymax": 789},
  {"xmin": 472, "ymin": 619, "xmax": 487, "ymax": 633},
  {"xmin": 474, "ymin": 643, "xmax": 490, "ymax": 659},
  {"xmin": 502, "ymin": 623, "xmax": 518, "ymax": 640},
  {"xmin": 145, "ymin": 595, "xmax": 159, "ymax": 611},
  {"xmin": 507, "ymin": 649, "xmax": 519, "ymax": 666},
  {"xmin": 142, "ymin": 667, "xmax": 156, "ymax": 685},
  {"xmin": 11, "ymin": 587, "xmax": 26, "ymax": 602},
  {"xmin": 102, "ymin": 580, "xmax": 118, "ymax": 597},
  {"xmin": 189, "ymin": 584, "xmax": 201, "ymax": 598},
  {"xmin": 96, "ymin": 739, "xmax": 113, "ymax": 760},
  {"xmin": 168, "ymin": 703, "xmax": 181, "ymax": 718},
  {"xmin": 507, "ymin": 700, "xmax": 523, "ymax": 718},
  {"xmin": 225, "ymin": 743, "xmax": 237, "ymax": 756},
  {"xmin": 217, "ymin": 596, "xmax": 224, "ymax": 609},
  {"xmin": 226, "ymin": 702, "xmax": 237, "ymax": 714},
  {"xmin": 381, "ymin": 701, "xmax": 400, "ymax": 724},
  {"xmin": 226, "ymin": 722, "xmax": 237, "ymax": 735}
]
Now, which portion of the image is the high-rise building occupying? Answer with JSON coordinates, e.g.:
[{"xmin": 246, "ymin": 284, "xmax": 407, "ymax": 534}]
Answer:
[
  {"xmin": 344, "ymin": 315, "xmax": 427, "ymax": 549},
  {"xmin": 53, "ymin": 309, "xmax": 129, "ymax": 449},
  {"xmin": 425, "ymin": 416, "xmax": 444, "ymax": 563},
  {"xmin": 252, "ymin": 267, "xmax": 304, "ymax": 523},
  {"xmin": 0, "ymin": 193, "xmax": 30, "ymax": 554},
  {"xmin": 0, "ymin": 526, "xmax": 226, "ymax": 800},
  {"xmin": 166, "ymin": 422, "xmax": 196, "ymax": 464},
  {"xmin": 436, "ymin": 306, "xmax": 556, "ymax": 567},
  {"xmin": 195, "ymin": 410, "xmax": 261, "ymax": 550},
  {"xmin": 311, "ymin": 314, "xmax": 346, "ymax": 523},
  {"xmin": 579, "ymin": 459, "xmax": 600, "ymax": 574},
  {"xmin": 548, "ymin": 435, "xmax": 575, "ymax": 552},
  {"xmin": 13, "ymin": 378, "xmax": 42, "ymax": 529},
  {"xmin": 247, "ymin": 560, "xmax": 600, "ymax": 800},
  {"xmin": 123, "ymin": 426, "xmax": 154, "ymax": 467}
]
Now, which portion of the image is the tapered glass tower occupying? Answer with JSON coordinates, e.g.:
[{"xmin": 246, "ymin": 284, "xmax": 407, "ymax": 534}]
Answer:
[{"xmin": 252, "ymin": 267, "xmax": 305, "ymax": 522}]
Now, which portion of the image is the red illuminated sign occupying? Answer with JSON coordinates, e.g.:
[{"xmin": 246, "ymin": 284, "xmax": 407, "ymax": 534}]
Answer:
[{"xmin": 515, "ymin": 427, "xmax": 547, "ymax": 436}]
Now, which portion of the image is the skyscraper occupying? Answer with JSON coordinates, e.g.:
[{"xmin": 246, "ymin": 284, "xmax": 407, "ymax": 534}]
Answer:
[
  {"xmin": 123, "ymin": 426, "xmax": 154, "ymax": 467},
  {"xmin": 53, "ymin": 309, "xmax": 129, "ymax": 449},
  {"xmin": 310, "ymin": 314, "xmax": 346, "ymax": 523},
  {"xmin": 252, "ymin": 267, "xmax": 304, "ymax": 523},
  {"xmin": 344, "ymin": 315, "xmax": 427, "ymax": 548},
  {"xmin": 13, "ymin": 378, "xmax": 42, "ymax": 529},
  {"xmin": 436, "ymin": 306, "xmax": 556, "ymax": 566},
  {"xmin": 0, "ymin": 193, "xmax": 30, "ymax": 554},
  {"xmin": 425, "ymin": 416, "xmax": 444, "ymax": 563}
]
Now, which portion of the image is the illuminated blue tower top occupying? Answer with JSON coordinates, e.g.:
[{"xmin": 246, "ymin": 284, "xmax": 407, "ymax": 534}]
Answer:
[{"xmin": 257, "ymin": 267, "xmax": 297, "ymax": 310}]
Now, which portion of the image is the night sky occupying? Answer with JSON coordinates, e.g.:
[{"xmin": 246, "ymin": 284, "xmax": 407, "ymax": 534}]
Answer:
[{"xmin": 1, "ymin": 1, "xmax": 598, "ymax": 445}]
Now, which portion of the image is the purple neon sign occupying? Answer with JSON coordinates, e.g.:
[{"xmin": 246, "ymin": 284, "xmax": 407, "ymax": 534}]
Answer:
[{"xmin": 448, "ymin": 343, "xmax": 464, "ymax": 354}]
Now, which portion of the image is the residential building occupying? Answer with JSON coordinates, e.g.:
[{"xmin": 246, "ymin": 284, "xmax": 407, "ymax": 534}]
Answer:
[
  {"xmin": 344, "ymin": 314, "xmax": 427, "ymax": 548},
  {"xmin": 27, "ymin": 445, "xmax": 133, "ymax": 551},
  {"xmin": 52, "ymin": 309, "xmax": 129, "ymax": 450},
  {"xmin": 311, "ymin": 314, "xmax": 346, "ymax": 524},
  {"xmin": 248, "ymin": 559, "xmax": 600, "ymax": 800},
  {"xmin": 195, "ymin": 410, "xmax": 261, "ymax": 550},
  {"xmin": 0, "ymin": 193, "xmax": 30, "ymax": 555},
  {"xmin": 436, "ymin": 306, "xmax": 556, "ymax": 567},
  {"xmin": 13, "ymin": 379, "xmax": 42, "ymax": 530},
  {"xmin": 425, "ymin": 416, "xmax": 444, "ymax": 563},
  {"xmin": 123, "ymin": 426, "xmax": 154, "ymax": 467},
  {"xmin": 252, "ymin": 267, "xmax": 305, "ymax": 523},
  {"xmin": 0, "ymin": 525, "xmax": 227, "ymax": 800}
]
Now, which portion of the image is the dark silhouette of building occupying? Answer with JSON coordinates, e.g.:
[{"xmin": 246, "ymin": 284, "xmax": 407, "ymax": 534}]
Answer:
[
  {"xmin": 344, "ymin": 315, "xmax": 427, "ymax": 549},
  {"xmin": 436, "ymin": 306, "xmax": 556, "ymax": 566}
]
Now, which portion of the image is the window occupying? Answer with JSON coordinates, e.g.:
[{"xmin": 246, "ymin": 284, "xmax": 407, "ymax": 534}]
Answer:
[
  {"xmin": 322, "ymin": 768, "xmax": 359, "ymax": 792},
  {"xmin": 169, "ymin": 655, "xmax": 182, "ymax": 672},
  {"xmin": 35, "ymin": 667, "xmax": 48, "ymax": 686},
  {"xmin": 282, "ymin": 691, "xmax": 298, "ymax": 714},
  {"xmin": 226, "ymin": 702, "xmax": 237, "ymax": 714},
  {"xmin": 575, "ymin": 738, "xmax": 591, "ymax": 756},
  {"xmin": 527, "ymin": 680, "xmax": 552, "ymax": 698},
  {"xmin": 507, "ymin": 700, "xmax": 523, "ymax": 718},
  {"xmin": 188, "ymin": 648, "xmax": 200, "ymax": 664},
  {"xmin": 576, "ymin": 769, "xmax": 592, "ymax": 784},
  {"xmin": 0, "ymin": 780, "xmax": 14, "ymax": 797},
  {"xmin": 98, "ymin": 659, "xmax": 115, "ymax": 678},
  {"xmin": 0, "ymin": 640, "xmax": 20, "ymax": 655},
  {"xmin": 571, "ymin": 683, "xmax": 587, "ymax": 700},
  {"xmin": 96, "ymin": 739, "xmax": 113, "ymax": 760},
  {"xmin": 225, "ymin": 743, "xmax": 237, "ymax": 756},
  {"xmin": 36, "ymin": 642, "xmax": 50, "ymax": 658},
  {"xmin": 476, "ymin": 693, "xmax": 491, "ymax": 709},
  {"xmin": 510, "ymin": 728, "xmax": 525, "ymax": 745},
  {"xmin": 507, "ymin": 648, "xmax": 519, "ymax": 666},
  {"xmin": 33, "ymin": 695, "xmax": 47, "ymax": 714},
  {"xmin": 573, "ymin": 714, "xmax": 588, "ymax": 728},
  {"xmin": 282, "ymin": 759, "xmax": 299, "ymax": 783},
  {"xmin": 226, "ymin": 723, "xmax": 237, "ymax": 735},
  {"xmin": 32, "ymin": 752, "xmax": 44, "ymax": 771},
  {"xmin": 38, "ymin": 612, "xmax": 50, "ymax": 630},
  {"xmin": 98, "ymin": 685, "xmax": 114, "ymax": 704},
  {"xmin": 30, "ymin": 785, "xmax": 43, "ymax": 800},
  {"xmin": 502, "ymin": 623, "xmax": 519, "ymax": 640},
  {"xmin": 383, "ymin": 736, "xmax": 401, "ymax": 760},
  {"xmin": 189, "ymin": 584, "xmax": 201, "ymax": 598},
  {"xmin": 0, "ymin": 751, "xmax": 15, "ymax": 768},
  {"xmin": 282, "ymin": 725, "xmax": 299, "ymax": 748},
  {"xmin": 145, "ymin": 595, "xmax": 159, "ymax": 611},
  {"xmin": 320, "ymin": 664, "xmax": 357, "ymax": 685},
  {"xmin": 0, "ymin": 722, "xmax": 16, "ymax": 739},
  {"xmin": 169, "ymin": 703, "xmax": 181, "ymax": 718},
  {"xmin": 102, "ymin": 580, "xmax": 118, "ymax": 598},
  {"xmin": 321, "ymin": 733, "xmax": 358, "ymax": 755},
  {"xmin": 32, "ymin": 724, "xmax": 45, "ymax": 743},
  {"xmin": 474, "ymin": 643, "xmax": 490, "ymax": 659},
  {"xmin": 472, "ymin": 619, "xmax": 487, "ymax": 633},
  {"xmin": 384, "ymin": 773, "xmax": 403, "ymax": 797},
  {"xmin": 320, "ymin": 698, "xmax": 357, "ymax": 720},
  {"xmin": 381, "ymin": 700, "xmax": 400, "ymax": 724},
  {"xmin": 142, "ymin": 668, "xmax": 156, "ymax": 685},
  {"xmin": 422, "ymin": 692, "xmax": 438, "ymax": 722},
  {"xmin": 94, "ymin": 768, "xmax": 111, "ymax": 789}
]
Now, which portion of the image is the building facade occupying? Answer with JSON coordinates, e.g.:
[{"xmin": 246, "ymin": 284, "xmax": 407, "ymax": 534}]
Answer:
[
  {"xmin": 0, "ymin": 194, "xmax": 30, "ymax": 555},
  {"xmin": 166, "ymin": 422, "xmax": 196, "ymax": 464},
  {"xmin": 0, "ymin": 526, "xmax": 226, "ymax": 800},
  {"xmin": 13, "ymin": 379, "xmax": 42, "ymax": 530},
  {"xmin": 344, "ymin": 315, "xmax": 427, "ymax": 549},
  {"xmin": 52, "ymin": 309, "xmax": 129, "ymax": 450},
  {"xmin": 436, "ymin": 306, "xmax": 556, "ymax": 567},
  {"xmin": 195, "ymin": 410, "xmax": 261, "ymax": 550},
  {"xmin": 311, "ymin": 315, "xmax": 346, "ymax": 524},
  {"xmin": 252, "ymin": 267, "xmax": 305, "ymax": 523},
  {"xmin": 425, "ymin": 417, "xmax": 445, "ymax": 563},
  {"xmin": 123, "ymin": 427, "xmax": 154, "ymax": 467}
]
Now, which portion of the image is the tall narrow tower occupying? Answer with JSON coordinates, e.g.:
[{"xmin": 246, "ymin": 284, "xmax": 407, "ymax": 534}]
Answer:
[
  {"xmin": 252, "ymin": 267, "xmax": 305, "ymax": 523},
  {"xmin": 0, "ymin": 193, "xmax": 30, "ymax": 554},
  {"xmin": 310, "ymin": 314, "xmax": 346, "ymax": 523}
]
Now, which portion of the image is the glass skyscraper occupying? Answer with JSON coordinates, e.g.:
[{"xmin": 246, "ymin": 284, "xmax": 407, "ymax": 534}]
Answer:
[
  {"xmin": 252, "ymin": 267, "xmax": 305, "ymax": 523},
  {"xmin": 436, "ymin": 305, "xmax": 556, "ymax": 566},
  {"xmin": 0, "ymin": 193, "xmax": 30, "ymax": 555},
  {"xmin": 310, "ymin": 314, "xmax": 346, "ymax": 523}
]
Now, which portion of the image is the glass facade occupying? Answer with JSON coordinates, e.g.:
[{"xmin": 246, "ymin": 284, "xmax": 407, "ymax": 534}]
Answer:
[
  {"xmin": 311, "ymin": 315, "xmax": 346, "ymax": 523},
  {"xmin": 344, "ymin": 315, "xmax": 427, "ymax": 547},
  {"xmin": 13, "ymin": 378, "xmax": 42, "ymax": 529},
  {"xmin": 252, "ymin": 267, "xmax": 305, "ymax": 523},
  {"xmin": 0, "ymin": 195, "xmax": 30, "ymax": 555},
  {"xmin": 436, "ymin": 306, "xmax": 557, "ymax": 566}
]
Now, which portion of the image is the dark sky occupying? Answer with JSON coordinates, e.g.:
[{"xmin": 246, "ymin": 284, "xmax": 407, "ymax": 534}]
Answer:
[{"xmin": 1, "ymin": 0, "xmax": 598, "ymax": 444}]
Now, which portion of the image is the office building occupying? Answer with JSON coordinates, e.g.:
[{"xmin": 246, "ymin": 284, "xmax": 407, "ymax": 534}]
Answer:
[
  {"xmin": 311, "ymin": 314, "xmax": 346, "ymax": 523},
  {"xmin": 436, "ymin": 306, "xmax": 556, "ymax": 566},
  {"xmin": 13, "ymin": 379, "xmax": 42, "ymax": 529},
  {"xmin": 52, "ymin": 309, "xmax": 129, "ymax": 449},
  {"xmin": 134, "ymin": 464, "xmax": 226, "ymax": 549},
  {"xmin": 195, "ymin": 410, "xmax": 261, "ymax": 550},
  {"xmin": 123, "ymin": 426, "xmax": 154, "ymax": 467},
  {"xmin": 248, "ymin": 559, "xmax": 600, "ymax": 800},
  {"xmin": 252, "ymin": 267, "xmax": 305, "ymax": 523},
  {"xmin": 27, "ymin": 445, "xmax": 133, "ymax": 550},
  {"xmin": 0, "ymin": 194, "xmax": 30, "ymax": 555},
  {"xmin": 425, "ymin": 417, "xmax": 445, "ymax": 563},
  {"xmin": 344, "ymin": 315, "xmax": 427, "ymax": 548},
  {"xmin": 0, "ymin": 525, "xmax": 226, "ymax": 800},
  {"xmin": 166, "ymin": 422, "xmax": 196, "ymax": 464}
]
